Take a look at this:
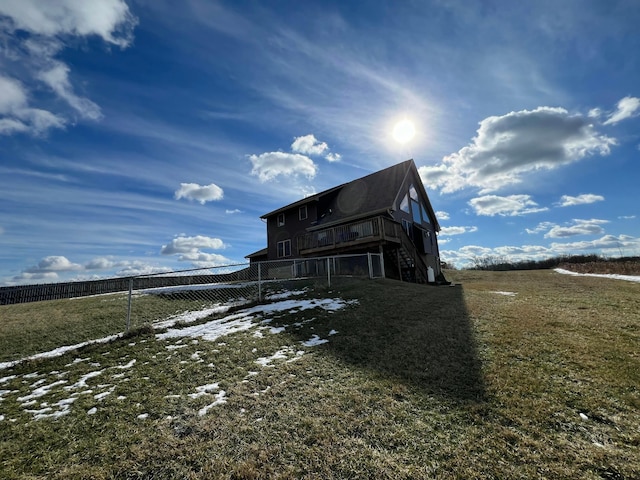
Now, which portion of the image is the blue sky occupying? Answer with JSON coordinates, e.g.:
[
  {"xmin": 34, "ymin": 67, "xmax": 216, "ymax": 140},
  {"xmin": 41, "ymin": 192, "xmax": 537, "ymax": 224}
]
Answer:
[{"xmin": 1, "ymin": 0, "xmax": 639, "ymax": 285}]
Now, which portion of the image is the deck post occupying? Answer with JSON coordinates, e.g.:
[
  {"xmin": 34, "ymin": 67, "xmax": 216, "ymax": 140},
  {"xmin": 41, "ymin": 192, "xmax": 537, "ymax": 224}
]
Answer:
[
  {"xmin": 327, "ymin": 257, "xmax": 331, "ymax": 288},
  {"xmin": 367, "ymin": 252, "xmax": 373, "ymax": 279}
]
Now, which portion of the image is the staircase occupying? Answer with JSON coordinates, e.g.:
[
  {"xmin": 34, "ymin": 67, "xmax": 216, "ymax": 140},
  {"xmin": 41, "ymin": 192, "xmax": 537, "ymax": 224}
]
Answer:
[{"xmin": 390, "ymin": 228, "xmax": 430, "ymax": 284}]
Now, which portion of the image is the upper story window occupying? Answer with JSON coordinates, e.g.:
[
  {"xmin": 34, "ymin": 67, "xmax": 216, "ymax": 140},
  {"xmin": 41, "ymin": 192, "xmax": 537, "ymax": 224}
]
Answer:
[
  {"xmin": 400, "ymin": 194, "xmax": 410, "ymax": 213},
  {"xmin": 409, "ymin": 184, "xmax": 418, "ymax": 201},
  {"xmin": 277, "ymin": 213, "xmax": 285, "ymax": 226},
  {"xmin": 299, "ymin": 205, "xmax": 308, "ymax": 221},
  {"xmin": 420, "ymin": 203, "xmax": 430, "ymax": 224}
]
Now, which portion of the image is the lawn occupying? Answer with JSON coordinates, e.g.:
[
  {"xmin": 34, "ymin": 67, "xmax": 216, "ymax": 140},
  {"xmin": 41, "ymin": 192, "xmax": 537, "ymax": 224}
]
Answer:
[{"xmin": 0, "ymin": 271, "xmax": 638, "ymax": 479}]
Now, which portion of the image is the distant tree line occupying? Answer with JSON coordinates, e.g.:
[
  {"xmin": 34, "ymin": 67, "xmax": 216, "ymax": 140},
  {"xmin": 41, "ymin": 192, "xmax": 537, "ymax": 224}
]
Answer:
[{"xmin": 460, "ymin": 254, "xmax": 640, "ymax": 272}]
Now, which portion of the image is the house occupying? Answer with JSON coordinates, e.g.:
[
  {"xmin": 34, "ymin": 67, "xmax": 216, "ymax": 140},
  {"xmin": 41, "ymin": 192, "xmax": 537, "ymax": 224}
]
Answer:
[{"xmin": 246, "ymin": 159, "xmax": 447, "ymax": 284}]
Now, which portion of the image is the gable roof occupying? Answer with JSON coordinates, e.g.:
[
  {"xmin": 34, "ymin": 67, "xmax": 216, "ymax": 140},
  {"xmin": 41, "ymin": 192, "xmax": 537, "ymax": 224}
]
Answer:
[{"xmin": 261, "ymin": 159, "xmax": 440, "ymax": 231}]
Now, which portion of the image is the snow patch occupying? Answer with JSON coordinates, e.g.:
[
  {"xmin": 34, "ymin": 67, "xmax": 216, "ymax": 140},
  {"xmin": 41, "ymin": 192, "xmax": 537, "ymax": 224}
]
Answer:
[
  {"xmin": 555, "ymin": 268, "xmax": 640, "ymax": 283},
  {"xmin": 302, "ymin": 335, "xmax": 329, "ymax": 347}
]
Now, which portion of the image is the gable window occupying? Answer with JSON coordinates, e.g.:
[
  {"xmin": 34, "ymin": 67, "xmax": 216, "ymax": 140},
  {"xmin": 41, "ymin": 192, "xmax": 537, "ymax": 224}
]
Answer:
[
  {"xmin": 277, "ymin": 239, "xmax": 291, "ymax": 258},
  {"xmin": 411, "ymin": 199, "xmax": 422, "ymax": 224},
  {"xmin": 409, "ymin": 184, "xmax": 418, "ymax": 201},
  {"xmin": 400, "ymin": 194, "xmax": 410, "ymax": 213},
  {"xmin": 277, "ymin": 213, "xmax": 285, "ymax": 226},
  {"xmin": 420, "ymin": 203, "xmax": 430, "ymax": 224},
  {"xmin": 299, "ymin": 205, "xmax": 308, "ymax": 221}
]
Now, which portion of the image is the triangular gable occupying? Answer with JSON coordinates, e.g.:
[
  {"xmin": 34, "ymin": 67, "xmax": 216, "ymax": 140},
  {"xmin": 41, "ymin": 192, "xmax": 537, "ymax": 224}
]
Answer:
[{"xmin": 260, "ymin": 159, "xmax": 440, "ymax": 231}]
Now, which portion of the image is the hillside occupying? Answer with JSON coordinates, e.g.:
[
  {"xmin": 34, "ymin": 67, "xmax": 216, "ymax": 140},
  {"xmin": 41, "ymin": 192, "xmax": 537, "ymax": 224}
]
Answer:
[{"xmin": 1, "ymin": 272, "xmax": 639, "ymax": 479}]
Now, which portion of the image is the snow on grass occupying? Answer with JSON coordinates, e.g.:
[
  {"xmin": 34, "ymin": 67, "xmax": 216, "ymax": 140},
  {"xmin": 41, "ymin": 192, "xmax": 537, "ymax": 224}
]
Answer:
[
  {"xmin": 302, "ymin": 335, "xmax": 329, "ymax": 347},
  {"xmin": 17, "ymin": 380, "xmax": 68, "ymax": 403},
  {"xmin": 153, "ymin": 305, "xmax": 232, "ymax": 329},
  {"xmin": 265, "ymin": 289, "xmax": 308, "ymax": 300},
  {"xmin": 554, "ymin": 268, "xmax": 640, "ymax": 283},
  {"xmin": 0, "ymin": 334, "xmax": 122, "ymax": 371},
  {"xmin": 198, "ymin": 391, "xmax": 227, "ymax": 416},
  {"xmin": 491, "ymin": 291, "xmax": 517, "ymax": 296},
  {"xmin": 157, "ymin": 298, "xmax": 357, "ymax": 343},
  {"xmin": 1, "ymin": 290, "xmax": 356, "ymax": 423}
]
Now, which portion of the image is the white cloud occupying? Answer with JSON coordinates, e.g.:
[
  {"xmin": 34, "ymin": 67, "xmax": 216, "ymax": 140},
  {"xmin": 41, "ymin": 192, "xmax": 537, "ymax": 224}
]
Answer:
[
  {"xmin": 174, "ymin": 252, "xmax": 233, "ymax": 267},
  {"xmin": 619, "ymin": 215, "xmax": 636, "ymax": 220},
  {"xmin": 435, "ymin": 211, "xmax": 450, "ymax": 221},
  {"xmin": 439, "ymin": 226, "xmax": 478, "ymax": 236},
  {"xmin": 558, "ymin": 193, "xmax": 604, "ymax": 207},
  {"xmin": 174, "ymin": 183, "xmax": 224, "ymax": 204},
  {"xmin": 249, "ymin": 152, "xmax": 317, "ymax": 182},
  {"xmin": 442, "ymin": 234, "xmax": 640, "ymax": 269},
  {"xmin": 468, "ymin": 195, "xmax": 548, "ymax": 217},
  {"xmin": 525, "ymin": 221, "xmax": 557, "ymax": 235},
  {"xmin": 84, "ymin": 257, "xmax": 121, "ymax": 270},
  {"xmin": 0, "ymin": 0, "xmax": 136, "ymax": 136},
  {"xmin": 25, "ymin": 256, "xmax": 82, "ymax": 273},
  {"xmin": 423, "ymin": 107, "xmax": 616, "ymax": 193},
  {"xmin": 291, "ymin": 134, "xmax": 328, "ymax": 156},
  {"xmin": 418, "ymin": 164, "xmax": 455, "ymax": 191},
  {"xmin": 588, "ymin": 108, "xmax": 602, "ymax": 118},
  {"xmin": 10, "ymin": 271, "xmax": 60, "ymax": 284},
  {"xmin": 161, "ymin": 235, "xmax": 227, "ymax": 255},
  {"xmin": 0, "ymin": 0, "xmax": 136, "ymax": 47},
  {"xmin": 37, "ymin": 63, "xmax": 102, "ymax": 120},
  {"xmin": 550, "ymin": 234, "xmax": 639, "ymax": 254},
  {"xmin": 115, "ymin": 262, "xmax": 168, "ymax": 277},
  {"xmin": 160, "ymin": 235, "xmax": 233, "ymax": 266},
  {"xmin": 0, "ymin": 75, "xmax": 66, "ymax": 135},
  {"xmin": 544, "ymin": 219, "xmax": 609, "ymax": 239},
  {"xmin": 0, "ymin": 75, "xmax": 28, "ymax": 113},
  {"xmin": 291, "ymin": 134, "xmax": 341, "ymax": 162},
  {"xmin": 604, "ymin": 96, "xmax": 640, "ymax": 125},
  {"xmin": 225, "ymin": 209, "xmax": 242, "ymax": 214}
]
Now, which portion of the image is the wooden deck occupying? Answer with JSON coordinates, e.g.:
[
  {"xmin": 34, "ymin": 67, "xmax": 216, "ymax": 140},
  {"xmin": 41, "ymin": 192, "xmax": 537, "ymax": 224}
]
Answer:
[{"xmin": 297, "ymin": 216, "xmax": 402, "ymax": 256}]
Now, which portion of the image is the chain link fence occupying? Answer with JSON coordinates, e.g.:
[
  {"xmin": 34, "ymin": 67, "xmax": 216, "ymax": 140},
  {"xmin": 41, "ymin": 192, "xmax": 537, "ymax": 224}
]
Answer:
[{"xmin": 126, "ymin": 253, "xmax": 384, "ymax": 332}]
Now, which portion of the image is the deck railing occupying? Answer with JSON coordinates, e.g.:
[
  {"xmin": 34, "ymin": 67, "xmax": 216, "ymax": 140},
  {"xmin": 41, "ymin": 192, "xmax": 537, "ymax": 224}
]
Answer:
[{"xmin": 297, "ymin": 216, "xmax": 401, "ymax": 253}]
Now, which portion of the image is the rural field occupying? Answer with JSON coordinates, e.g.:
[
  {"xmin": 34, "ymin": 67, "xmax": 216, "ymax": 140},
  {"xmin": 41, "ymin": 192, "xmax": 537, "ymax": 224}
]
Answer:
[{"xmin": 0, "ymin": 270, "xmax": 639, "ymax": 479}]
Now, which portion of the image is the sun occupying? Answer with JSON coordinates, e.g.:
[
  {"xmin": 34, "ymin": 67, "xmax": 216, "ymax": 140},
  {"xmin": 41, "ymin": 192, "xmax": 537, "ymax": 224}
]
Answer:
[{"xmin": 392, "ymin": 118, "xmax": 416, "ymax": 144}]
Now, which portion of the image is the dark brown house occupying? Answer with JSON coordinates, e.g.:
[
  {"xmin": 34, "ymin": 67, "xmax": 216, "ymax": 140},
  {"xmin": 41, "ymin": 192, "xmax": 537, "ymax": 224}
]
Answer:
[{"xmin": 246, "ymin": 159, "xmax": 446, "ymax": 283}]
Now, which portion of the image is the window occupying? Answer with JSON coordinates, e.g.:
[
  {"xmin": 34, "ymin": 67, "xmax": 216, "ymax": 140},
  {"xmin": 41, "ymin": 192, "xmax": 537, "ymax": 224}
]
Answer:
[
  {"xmin": 277, "ymin": 213, "xmax": 285, "ymax": 226},
  {"xmin": 299, "ymin": 205, "xmax": 308, "ymax": 221},
  {"xmin": 409, "ymin": 184, "xmax": 418, "ymax": 201},
  {"xmin": 411, "ymin": 199, "xmax": 422, "ymax": 224},
  {"xmin": 420, "ymin": 203, "xmax": 430, "ymax": 224},
  {"xmin": 399, "ymin": 194, "xmax": 410, "ymax": 213},
  {"xmin": 277, "ymin": 239, "xmax": 291, "ymax": 258}
]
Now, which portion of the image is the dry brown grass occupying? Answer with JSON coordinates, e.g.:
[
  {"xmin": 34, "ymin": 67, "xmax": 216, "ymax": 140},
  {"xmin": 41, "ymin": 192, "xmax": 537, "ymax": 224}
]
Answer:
[{"xmin": 1, "ymin": 272, "xmax": 638, "ymax": 479}]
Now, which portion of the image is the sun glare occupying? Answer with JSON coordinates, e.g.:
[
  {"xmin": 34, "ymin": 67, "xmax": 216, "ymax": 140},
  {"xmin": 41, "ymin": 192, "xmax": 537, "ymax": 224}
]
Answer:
[{"xmin": 392, "ymin": 118, "xmax": 416, "ymax": 144}]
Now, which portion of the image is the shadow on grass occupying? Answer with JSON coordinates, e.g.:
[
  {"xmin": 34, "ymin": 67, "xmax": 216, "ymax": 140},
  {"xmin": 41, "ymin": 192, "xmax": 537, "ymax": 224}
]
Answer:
[{"xmin": 299, "ymin": 278, "xmax": 486, "ymax": 403}]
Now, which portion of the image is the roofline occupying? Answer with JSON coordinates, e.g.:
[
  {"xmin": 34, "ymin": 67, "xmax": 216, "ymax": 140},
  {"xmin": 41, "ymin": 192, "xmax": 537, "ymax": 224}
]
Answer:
[
  {"xmin": 260, "ymin": 185, "xmax": 344, "ymax": 219},
  {"xmin": 245, "ymin": 247, "xmax": 268, "ymax": 258}
]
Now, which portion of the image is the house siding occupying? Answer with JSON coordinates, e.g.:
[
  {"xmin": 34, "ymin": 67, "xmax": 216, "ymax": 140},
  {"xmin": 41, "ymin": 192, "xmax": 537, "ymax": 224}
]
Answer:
[
  {"xmin": 259, "ymin": 160, "xmax": 444, "ymax": 281},
  {"xmin": 266, "ymin": 202, "xmax": 318, "ymax": 259}
]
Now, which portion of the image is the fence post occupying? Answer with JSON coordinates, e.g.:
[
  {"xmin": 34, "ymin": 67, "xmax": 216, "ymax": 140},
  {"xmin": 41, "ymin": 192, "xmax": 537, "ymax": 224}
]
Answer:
[
  {"xmin": 258, "ymin": 262, "xmax": 262, "ymax": 302},
  {"xmin": 327, "ymin": 257, "xmax": 331, "ymax": 288},
  {"xmin": 367, "ymin": 252, "xmax": 373, "ymax": 279},
  {"xmin": 126, "ymin": 277, "xmax": 133, "ymax": 333}
]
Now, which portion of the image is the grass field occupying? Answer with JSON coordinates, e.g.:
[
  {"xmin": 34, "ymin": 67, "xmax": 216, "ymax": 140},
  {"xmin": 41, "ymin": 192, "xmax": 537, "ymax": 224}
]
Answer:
[{"xmin": 1, "ymin": 270, "xmax": 639, "ymax": 479}]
